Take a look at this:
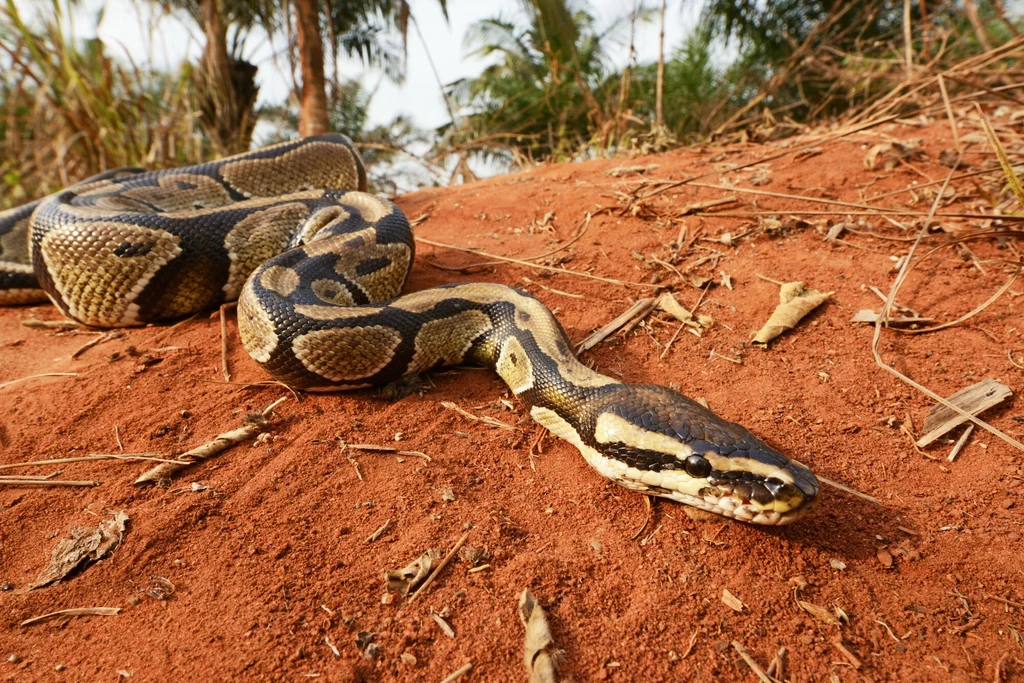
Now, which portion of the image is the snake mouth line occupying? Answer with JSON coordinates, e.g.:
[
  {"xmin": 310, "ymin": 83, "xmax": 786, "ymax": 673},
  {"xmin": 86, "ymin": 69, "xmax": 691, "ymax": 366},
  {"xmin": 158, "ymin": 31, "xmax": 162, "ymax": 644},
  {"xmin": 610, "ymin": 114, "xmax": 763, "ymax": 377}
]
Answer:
[{"xmin": 661, "ymin": 487, "xmax": 820, "ymax": 526}]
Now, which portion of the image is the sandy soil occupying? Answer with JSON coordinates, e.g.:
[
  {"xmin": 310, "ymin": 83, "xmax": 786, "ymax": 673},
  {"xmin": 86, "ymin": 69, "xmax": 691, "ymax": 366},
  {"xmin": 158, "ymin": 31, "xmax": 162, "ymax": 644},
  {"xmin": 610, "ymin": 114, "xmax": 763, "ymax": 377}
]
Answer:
[{"xmin": 1, "ymin": 118, "xmax": 1022, "ymax": 682}]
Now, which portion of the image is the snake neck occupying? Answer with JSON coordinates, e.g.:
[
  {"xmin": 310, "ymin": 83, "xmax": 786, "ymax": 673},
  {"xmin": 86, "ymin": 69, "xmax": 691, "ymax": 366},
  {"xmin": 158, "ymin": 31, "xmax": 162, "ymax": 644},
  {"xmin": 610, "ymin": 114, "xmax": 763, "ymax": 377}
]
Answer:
[{"xmin": 465, "ymin": 288, "xmax": 623, "ymax": 439}]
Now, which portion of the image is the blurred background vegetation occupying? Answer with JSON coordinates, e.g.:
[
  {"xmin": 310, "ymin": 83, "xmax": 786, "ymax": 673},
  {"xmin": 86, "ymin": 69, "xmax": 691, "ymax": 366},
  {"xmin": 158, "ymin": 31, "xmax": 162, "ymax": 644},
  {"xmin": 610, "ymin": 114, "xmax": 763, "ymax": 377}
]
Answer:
[{"xmin": 1, "ymin": 0, "xmax": 1021, "ymax": 206}]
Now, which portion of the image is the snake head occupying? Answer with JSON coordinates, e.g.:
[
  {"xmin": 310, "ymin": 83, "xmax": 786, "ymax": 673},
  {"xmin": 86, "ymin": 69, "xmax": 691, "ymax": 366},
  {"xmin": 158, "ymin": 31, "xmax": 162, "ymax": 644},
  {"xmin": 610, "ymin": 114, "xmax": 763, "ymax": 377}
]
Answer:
[{"xmin": 587, "ymin": 385, "xmax": 820, "ymax": 525}]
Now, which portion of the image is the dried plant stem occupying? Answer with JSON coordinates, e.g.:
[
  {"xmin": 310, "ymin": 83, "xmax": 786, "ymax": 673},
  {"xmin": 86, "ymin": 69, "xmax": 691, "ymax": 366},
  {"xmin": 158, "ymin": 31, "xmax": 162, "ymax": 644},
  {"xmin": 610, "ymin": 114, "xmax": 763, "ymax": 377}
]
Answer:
[
  {"xmin": 0, "ymin": 372, "xmax": 79, "ymax": 390},
  {"xmin": 417, "ymin": 236, "xmax": 660, "ymax": 289},
  {"xmin": 937, "ymin": 74, "xmax": 960, "ymax": 150},
  {"xmin": 408, "ymin": 530, "xmax": 471, "ymax": 603},
  {"xmin": 0, "ymin": 478, "xmax": 100, "ymax": 488},
  {"xmin": 0, "ymin": 454, "xmax": 179, "ymax": 471},
  {"xmin": 21, "ymin": 607, "xmax": 121, "ymax": 626},
  {"xmin": 873, "ymin": 158, "xmax": 1024, "ymax": 455},
  {"xmin": 816, "ymin": 476, "xmax": 881, "ymax": 505},
  {"xmin": 438, "ymin": 663, "xmax": 472, "ymax": 683},
  {"xmin": 219, "ymin": 302, "xmax": 236, "ymax": 382},
  {"xmin": 134, "ymin": 397, "xmax": 288, "ymax": 485},
  {"xmin": 731, "ymin": 641, "xmax": 777, "ymax": 683}
]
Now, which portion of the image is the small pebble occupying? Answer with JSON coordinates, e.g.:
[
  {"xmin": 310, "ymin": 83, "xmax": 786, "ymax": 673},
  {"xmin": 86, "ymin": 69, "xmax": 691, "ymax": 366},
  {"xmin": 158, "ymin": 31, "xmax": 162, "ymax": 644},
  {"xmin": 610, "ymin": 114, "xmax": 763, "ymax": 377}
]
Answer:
[
  {"xmin": 400, "ymin": 652, "xmax": 417, "ymax": 666},
  {"xmin": 877, "ymin": 549, "xmax": 894, "ymax": 568},
  {"xmin": 7, "ymin": 654, "xmax": 21, "ymax": 664},
  {"xmin": 181, "ymin": 410, "xmax": 191, "ymax": 418}
]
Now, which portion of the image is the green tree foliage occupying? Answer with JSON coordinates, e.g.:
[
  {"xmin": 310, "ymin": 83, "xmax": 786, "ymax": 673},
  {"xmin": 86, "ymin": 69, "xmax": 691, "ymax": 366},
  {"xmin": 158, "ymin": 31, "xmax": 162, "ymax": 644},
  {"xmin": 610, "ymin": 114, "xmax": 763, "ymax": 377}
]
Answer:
[
  {"xmin": 439, "ymin": 0, "xmax": 620, "ymax": 166},
  {"xmin": 0, "ymin": 0, "xmax": 205, "ymax": 206},
  {"xmin": 628, "ymin": 26, "xmax": 731, "ymax": 141}
]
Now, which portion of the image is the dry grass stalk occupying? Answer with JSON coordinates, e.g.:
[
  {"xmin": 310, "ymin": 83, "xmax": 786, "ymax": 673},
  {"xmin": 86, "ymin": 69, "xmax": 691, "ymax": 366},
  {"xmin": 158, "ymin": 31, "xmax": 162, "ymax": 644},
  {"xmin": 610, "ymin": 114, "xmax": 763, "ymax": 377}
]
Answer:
[
  {"xmin": 416, "ymin": 236, "xmax": 660, "ymax": 289},
  {"xmin": 0, "ymin": 478, "xmax": 100, "ymax": 487},
  {"xmin": 577, "ymin": 297, "xmax": 658, "ymax": 353},
  {"xmin": 407, "ymin": 530, "xmax": 471, "ymax": 603},
  {"xmin": 438, "ymin": 663, "xmax": 472, "ymax": 683},
  {"xmin": 936, "ymin": 75, "xmax": 960, "ymax": 150},
  {"xmin": 730, "ymin": 641, "xmax": 778, "ymax": 683},
  {"xmin": 871, "ymin": 151, "xmax": 1024, "ymax": 456},
  {"xmin": 521, "ymin": 277, "xmax": 584, "ymax": 299},
  {"xmin": 134, "ymin": 396, "xmax": 288, "ymax": 485},
  {"xmin": 947, "ymin": 424, "xmax": 975, "ymax": 462},
  {"xmin": 219, "ymin": 302, "xmax": 236, "ymax": 382},
  {"xmin": 365, "ymin": 520, "xmax": 391, "ymax": 544},
  {"xmin": 20, "ymin": 607, "xmax": 121, "ymax": 627},
  {"xmin": 815, "ymin": 475, "xmax": 881, "ymax": 505},
  {"xmin": 343, "ymin": 443, "xmax": 431, "ymax": 461},
  {"xmin": 519, "ymin": 589, "xmax": 560, "ymax": 683},
  {"xmin": 0, "ymin": 454, "xmax": 175, "ymax": 472},
  {"xmin": 20, "ymin": 319, "xmax": 83, "ymax": 329},
  {"xmin": 0, "ymin": 372, "xmax": 79, "ymax": 390},
  {"xmin": 441, "ymin": 401, "xmax": 516, "ymax": 431},
  {"xmin": 70, "ymin": 331, "xmax": 121, "ymax": 359}
]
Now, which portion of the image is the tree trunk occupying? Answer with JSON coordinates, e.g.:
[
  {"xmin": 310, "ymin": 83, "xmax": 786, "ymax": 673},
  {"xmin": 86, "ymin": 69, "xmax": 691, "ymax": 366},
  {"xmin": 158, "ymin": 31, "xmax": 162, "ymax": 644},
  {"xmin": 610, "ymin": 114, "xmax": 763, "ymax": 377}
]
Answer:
[
  {"xmin": 655, "ymin": 0, "xmax": 666, "ymax": 127},
  {"xmin": 295, "ymin": 0, "xmax": 329, "ymax": 137},
  {"xmin": 196, "ymin": 0, "xmax": 258, "ymax": 155}
]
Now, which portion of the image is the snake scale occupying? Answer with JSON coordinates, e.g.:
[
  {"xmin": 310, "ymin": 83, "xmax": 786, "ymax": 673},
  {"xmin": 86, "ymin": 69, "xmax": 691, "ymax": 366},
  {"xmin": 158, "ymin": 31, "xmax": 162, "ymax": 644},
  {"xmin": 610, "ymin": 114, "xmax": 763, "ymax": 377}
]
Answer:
[{"xmin": 0, "ymin": 134, "xmax": 819, "ymax": 524}]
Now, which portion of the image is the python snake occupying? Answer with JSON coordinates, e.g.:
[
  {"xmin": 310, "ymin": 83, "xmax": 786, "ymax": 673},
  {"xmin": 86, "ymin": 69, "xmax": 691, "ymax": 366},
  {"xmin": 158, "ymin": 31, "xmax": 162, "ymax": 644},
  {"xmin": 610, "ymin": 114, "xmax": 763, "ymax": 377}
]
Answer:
[{"xmin": 0, "ymin": 134, "xmax": 819, "ymax": 525}]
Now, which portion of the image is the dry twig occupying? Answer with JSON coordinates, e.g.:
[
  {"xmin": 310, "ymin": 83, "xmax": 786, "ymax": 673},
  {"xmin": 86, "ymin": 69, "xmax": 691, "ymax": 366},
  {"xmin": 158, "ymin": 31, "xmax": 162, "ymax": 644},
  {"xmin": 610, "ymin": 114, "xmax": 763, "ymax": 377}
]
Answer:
[
  {"xmin": 408, "ymin": 530, "xmax": 471, "ymax": 603},
  {"xmin": 21, "ymin": 607, "xmax": 121, "ymax": 626},
  {"xmin": 134, "ymin": 397, "xmax": 288, "ymax": 485},
  {"xmin": 0, "ymin": 372, "xmax": 79, "ymax": 390}
]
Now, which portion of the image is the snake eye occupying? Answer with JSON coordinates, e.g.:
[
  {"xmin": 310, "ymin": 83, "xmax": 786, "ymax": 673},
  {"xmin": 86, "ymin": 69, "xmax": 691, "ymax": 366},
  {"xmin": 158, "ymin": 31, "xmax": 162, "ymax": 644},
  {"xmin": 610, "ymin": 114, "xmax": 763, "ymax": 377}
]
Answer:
[{"xmin": 684, "ymin": 455, "xmax": 711, "ymax": 478}]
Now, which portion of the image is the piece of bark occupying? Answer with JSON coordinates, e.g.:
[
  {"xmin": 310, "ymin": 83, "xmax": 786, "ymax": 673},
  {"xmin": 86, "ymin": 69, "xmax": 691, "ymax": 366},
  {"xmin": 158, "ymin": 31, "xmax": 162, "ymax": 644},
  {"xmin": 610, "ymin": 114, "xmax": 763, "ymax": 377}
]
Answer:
[
  {"xmin": 30, "ymin": 511, "xmax": 129, "ymax": 589},
  {"xmin": 917, "ymin": 379, "xmax": 1012, "ymax": 447},
  {"xmin": 576, "ymin": 298, "xmax": 657, "ymax": 353}
]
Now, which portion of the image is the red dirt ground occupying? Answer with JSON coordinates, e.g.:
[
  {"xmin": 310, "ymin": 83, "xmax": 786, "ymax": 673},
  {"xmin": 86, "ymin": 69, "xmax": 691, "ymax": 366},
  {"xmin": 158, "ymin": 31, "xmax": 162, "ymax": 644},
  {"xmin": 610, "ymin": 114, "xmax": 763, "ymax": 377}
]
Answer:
[{"xmin": 1, "ymin": 115, "xmax": 1023, "ymax": 683}]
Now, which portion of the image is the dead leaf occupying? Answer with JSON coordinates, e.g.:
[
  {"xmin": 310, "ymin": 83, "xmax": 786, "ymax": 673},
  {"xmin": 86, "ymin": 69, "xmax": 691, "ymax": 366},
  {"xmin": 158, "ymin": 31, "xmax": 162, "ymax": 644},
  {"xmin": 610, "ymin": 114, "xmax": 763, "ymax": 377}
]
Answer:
[
  {"xmin": 750, "ymin": 168, "xmax": 772, "ymax": 186},
  {"xmin": 798, "ymin": 600, "xmax": 841, "ymax": 626},
  {"xmin": 917, "ymin": 378, "xmax": 1012, "ymax": 447},
  {"xmin": 863, "ymin": 138, "xmax": 925, "ymax": 170},
  {"xmin": 458, "ymin": 545, "xmax": 490, "ymax": 566},
  {"xmin": 658, "ymin": 292, "xmax": 696, "ymax": 326},
  {"xmin": 721, "ymin": 588, "xmax": 745, "ymax": 612},
  {"xmin": 519, "ymin": 589, "xmax": 561, "ymax": 683},
  {"xmin": 690, "ymin": 275, "xmax": 711, "ymax": 289},
  {"xmin": 753, "ymin": 281, "xmax": 833, "ymax": 346},
  {"xmin": 30, "ymin": 511, "xmax": 129, "ymax": 589},
  {"xmin": 385, "ymin": 549, "xmax": 441, "ymax": 596}
]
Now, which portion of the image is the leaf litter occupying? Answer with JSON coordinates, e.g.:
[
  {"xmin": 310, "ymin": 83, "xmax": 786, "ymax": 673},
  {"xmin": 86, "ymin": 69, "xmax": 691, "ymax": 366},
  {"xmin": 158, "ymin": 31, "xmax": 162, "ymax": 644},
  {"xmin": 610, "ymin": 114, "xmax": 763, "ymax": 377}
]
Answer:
[{"xmin": 29, "ymin": 511, "xmax": 129, "ymax": 589}]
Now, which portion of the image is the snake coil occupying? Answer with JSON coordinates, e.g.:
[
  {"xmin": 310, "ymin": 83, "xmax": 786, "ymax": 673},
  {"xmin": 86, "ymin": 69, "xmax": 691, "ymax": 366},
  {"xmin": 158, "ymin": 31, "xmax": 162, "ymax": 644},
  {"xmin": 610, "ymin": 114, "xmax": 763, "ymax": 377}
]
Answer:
[{"xmin": 0, "ymin": 135, "xmax": 819, "ymax": 524}]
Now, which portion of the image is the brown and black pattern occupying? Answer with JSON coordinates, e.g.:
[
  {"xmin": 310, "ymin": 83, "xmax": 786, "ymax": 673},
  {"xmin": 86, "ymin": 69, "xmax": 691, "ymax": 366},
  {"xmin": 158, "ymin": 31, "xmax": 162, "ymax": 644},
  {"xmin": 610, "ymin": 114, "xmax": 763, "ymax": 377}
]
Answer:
[{"xmin": 1, "ymin": 135, "xmax": 820, "ymax": 524}]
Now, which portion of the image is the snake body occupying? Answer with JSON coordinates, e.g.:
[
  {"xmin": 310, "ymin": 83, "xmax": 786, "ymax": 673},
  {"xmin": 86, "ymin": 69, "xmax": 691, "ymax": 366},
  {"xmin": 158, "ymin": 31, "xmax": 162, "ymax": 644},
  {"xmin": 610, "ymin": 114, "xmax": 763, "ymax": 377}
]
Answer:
[{"xmin": 0, "ymin": 135, "xmax": 819, "ymax": 524}]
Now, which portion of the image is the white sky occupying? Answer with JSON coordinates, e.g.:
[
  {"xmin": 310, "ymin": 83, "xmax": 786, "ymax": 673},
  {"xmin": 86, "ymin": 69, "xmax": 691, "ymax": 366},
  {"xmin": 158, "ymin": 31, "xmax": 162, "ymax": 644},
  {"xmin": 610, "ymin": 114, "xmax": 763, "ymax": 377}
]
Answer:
[{"xmin": 45, "ymin": 0, "xmax": 702, "ymax": 132}]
